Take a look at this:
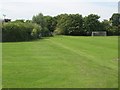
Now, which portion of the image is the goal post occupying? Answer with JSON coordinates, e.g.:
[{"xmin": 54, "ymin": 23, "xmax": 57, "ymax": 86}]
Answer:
[{"xmin": 92, "ymin": 31, "xmax": 107, "ymax": 36}]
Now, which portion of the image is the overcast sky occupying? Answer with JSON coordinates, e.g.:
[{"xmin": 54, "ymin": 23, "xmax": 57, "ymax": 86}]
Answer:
[{"xmin": 0, "ymin": 0, "xmax": 119, "ymax": 21}]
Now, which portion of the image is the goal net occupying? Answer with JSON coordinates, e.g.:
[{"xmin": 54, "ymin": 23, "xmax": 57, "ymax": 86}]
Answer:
[{"xmin": 92, "ymin": 31, "xmax": 107, "ymax": 36}]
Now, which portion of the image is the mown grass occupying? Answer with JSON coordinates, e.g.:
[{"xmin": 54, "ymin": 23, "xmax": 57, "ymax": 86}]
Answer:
[{"xmin": 2, "ymin": 36, "xmax": 118, "ymax": 88}]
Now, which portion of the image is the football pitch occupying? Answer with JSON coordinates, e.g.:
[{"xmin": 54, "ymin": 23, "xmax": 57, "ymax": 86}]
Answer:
[{"xmin": 2, "ymin": 36, "xmax": 118, "ymax": 88}]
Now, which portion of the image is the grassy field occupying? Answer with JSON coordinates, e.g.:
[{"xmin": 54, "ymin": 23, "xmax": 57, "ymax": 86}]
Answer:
[{"xmin": 2, "ymin": 36, "xmax": 118, "ymax": 88}]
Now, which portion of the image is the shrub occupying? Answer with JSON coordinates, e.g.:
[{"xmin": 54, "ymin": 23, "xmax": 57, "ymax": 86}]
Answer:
[
  {"xmin": 41, "ymin": 27, "xmax": 52, "ymax": 37},
  {"xmin": 54, "ymin": 28, "xmax": 64, "ymax": 35},
  {"xmin": 2, "ymin": 22, "xmax": 41, "ymax": 42}
]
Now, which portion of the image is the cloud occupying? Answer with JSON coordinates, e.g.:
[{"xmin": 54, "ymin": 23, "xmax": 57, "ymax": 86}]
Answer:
[{"xmin": 0, "ymin": 1, "xmax": 118, "ymax": 21}]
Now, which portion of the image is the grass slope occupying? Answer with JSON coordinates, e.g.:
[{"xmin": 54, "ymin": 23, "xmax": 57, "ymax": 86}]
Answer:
[{"xmin": 2, "ymin": 36, "xmax": 118, "ymax": 88}]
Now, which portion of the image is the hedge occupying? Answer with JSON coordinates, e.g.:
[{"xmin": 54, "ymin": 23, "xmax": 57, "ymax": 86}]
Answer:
[{"xmin": 2, "ymin": 22, "xmax": 42, "ymax": 42}]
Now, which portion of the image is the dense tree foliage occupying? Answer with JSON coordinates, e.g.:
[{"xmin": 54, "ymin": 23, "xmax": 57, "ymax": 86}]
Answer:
[
  {"xmin": 2, "ymin": 22, "xmax": 41, "ymax": 42},
  {"xmin": 13, "ymin": 19, "xmax": 25, "ymax": 23},
  {"xmin": 44, "ymin": 16, "xmax": 57, "ymax": 33},
  {"xmin": 2, "ymin": 13, "xmax": 119, "ymax": 42},
  {"xmin": 54, "ymin": 13, "xmax": 119, "ymax": 36},
  {"xmin": 32, "ymin": 13, "xmax": 52, "ymax": 37},
  {"xmin": 109, "ymin": 13, "xmax": 120, "ymax": 35},
  {"xmin": 83, "ymin": 14, "xmax": 103, "ymax": 35},
  {"xmin": 54, "ymin": 14, "xmax": 83, "ymax": 35},
  {"xmin": 101, "ymin": 20, "xmax": 118, "ymax": 35},
  {"xmin": 110, "ymin": 13, "xmax": 120, "ymax": 26},
  {"xmin": 101, "ymin": 20, "xmax": 112, "ymax": 35}
]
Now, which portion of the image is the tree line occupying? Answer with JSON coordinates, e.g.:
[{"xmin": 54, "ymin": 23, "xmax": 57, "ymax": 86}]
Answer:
[{"xmin": 2, "ymin": 13, "xmax": 120, "ymax": 42}]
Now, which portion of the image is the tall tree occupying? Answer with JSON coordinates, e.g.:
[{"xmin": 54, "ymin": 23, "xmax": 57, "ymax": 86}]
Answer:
[
  {"xmin": 32, "ymin": 13, "xmax": 46, "ymax": 28},
  {"xmin": 110, "ymin": 13, "xmax": 120, "ymax": 35},
  {"xmin": 55, "ymin": 14, "xmax": 83, "ymax": 35},
  {"xmin": 55, "ymin": 14, "xmax": 69, "ymax": 34},
  {"xmin": 67, "ymin": 14, "xmax": 83, "ymax": 35},
  {"xmin": 83, "ymin": 14, "xmax": 101, "ymax": 35},
  {"xmin": 32, "ymin": 13, "xmax": 50, "ymax": 36},
  {"xmin": 110, "ymin": 13, "xmax": 120, "ymax": 26},
  {"xmin": 44, "ymin": 16, "xmax": 57, "ymax": 32}
]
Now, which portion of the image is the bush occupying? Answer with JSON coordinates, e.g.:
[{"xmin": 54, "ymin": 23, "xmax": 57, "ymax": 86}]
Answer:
[
  {"xmin": 54, "ymin": 28, "xmax": 64, "ymax": 35},
  {"xmin": 41, "ymin": 27, "xmax": 52, "ymax": 37},
  {"xmin": 107, "ymin": 26, "xmax": 119, "ymax": 36},
  {"xmin": 2, "ymin": 22, "xmax": 42, "ymax": 42}
]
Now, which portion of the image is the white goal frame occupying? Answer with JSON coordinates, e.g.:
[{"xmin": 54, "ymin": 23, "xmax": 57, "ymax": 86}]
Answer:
[{"xmin": 92, "ymin": 31, "xmax": 107, "ymax": 36}]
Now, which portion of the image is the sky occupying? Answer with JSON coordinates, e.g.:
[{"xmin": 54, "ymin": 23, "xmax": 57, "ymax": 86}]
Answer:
[{"xmin": 0, "ymin": 0, "xmax": 119, "ymax": 21}]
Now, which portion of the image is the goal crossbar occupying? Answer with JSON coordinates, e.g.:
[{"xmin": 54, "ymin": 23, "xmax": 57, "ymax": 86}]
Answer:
[{"xmin": 92, "ymin": 31, "xmax": 107, "ymax": 36}]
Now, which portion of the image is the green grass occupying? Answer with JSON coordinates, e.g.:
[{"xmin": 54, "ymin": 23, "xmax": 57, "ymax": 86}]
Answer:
[{"xmin": 2, "ymin": 36, "xmax": 118, "ymax": 88}]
